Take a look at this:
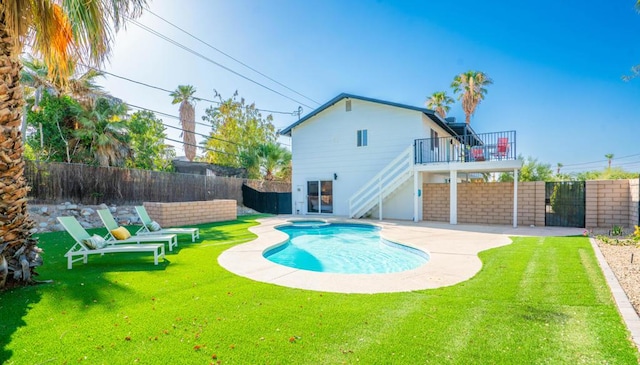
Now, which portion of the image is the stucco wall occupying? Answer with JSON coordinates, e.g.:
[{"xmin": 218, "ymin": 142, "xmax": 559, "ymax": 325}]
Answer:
[{"xmin": 143, "ymin": 200, "xmax": 236, "ymax": 227}]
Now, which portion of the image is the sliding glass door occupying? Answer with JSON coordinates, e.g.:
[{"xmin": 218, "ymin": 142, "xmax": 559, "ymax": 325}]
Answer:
[{"xmin": 307, "ymin": 180, "xmax": 333, "ymax": 214}]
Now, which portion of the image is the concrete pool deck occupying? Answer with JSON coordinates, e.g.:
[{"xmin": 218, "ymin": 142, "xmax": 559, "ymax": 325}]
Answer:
[{"xmin": 218, "ymin": 216, "xmax": 584, "ymax": 294}]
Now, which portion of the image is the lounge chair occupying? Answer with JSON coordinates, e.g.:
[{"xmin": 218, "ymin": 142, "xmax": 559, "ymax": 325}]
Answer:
[
  {"xmin": 134, "ymin": 206, "xmax": 200, "ymax": 242},
  {"xmin": 57, "ymin": 216, "xmax": 165, "ymax": 269},
  {"xmin": 96, "ymin": 209, "xmax": 178, "ymax": 251}
]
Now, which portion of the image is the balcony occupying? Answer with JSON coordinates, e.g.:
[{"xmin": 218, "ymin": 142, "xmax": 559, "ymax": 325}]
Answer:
[{"xmin": 414, "ymin": 130, "xmax": 517, "ymax": 164}]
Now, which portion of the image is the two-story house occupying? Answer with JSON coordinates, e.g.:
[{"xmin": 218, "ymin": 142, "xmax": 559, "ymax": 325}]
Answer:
[{"xmin": 280, "ymin": 93, "xmax": 523, "ymax": 225}]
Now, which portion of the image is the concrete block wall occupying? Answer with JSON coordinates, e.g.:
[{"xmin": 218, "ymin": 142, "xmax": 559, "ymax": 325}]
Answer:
[
  {"xmin": 423, "ymin": 179, "xmax": 638, "ymax": 228},
  {"xmin": 629, "ymin": 179, "xmax": 639, "ymax": 229},
  {"xmin": 143, "ymin": 200, "xmax": 237, "ymax": 227},
  {"xmin": 517, "ymin": 181, "xmax": 546, "ymax": 227},
  {"xmin": 423, "ymin": 184, "xmax": 449, "ymax": 222},
  {"xmin": 585, "ymin": 180, "xmax": 630, "ymax": 229},
  {"xmin": 423, "ymin": 181, "xmax": 543, "ymax": 226},
  {"xmin": 457, "ymin": 183, "xmax": 514, "ymax": 225}
]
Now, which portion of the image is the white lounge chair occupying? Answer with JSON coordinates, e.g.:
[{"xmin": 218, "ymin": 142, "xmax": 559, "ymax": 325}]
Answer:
[
  {"xmin": 57, "ymin": 216, "xmax": 166, "ymax": 269},
  {"xmin": 96, "ymin": 209, "xmax": 178, "ymax": 251},
  {"xmin": 134, "ymin": 206, "xmax": 199, "ymax": 242}
]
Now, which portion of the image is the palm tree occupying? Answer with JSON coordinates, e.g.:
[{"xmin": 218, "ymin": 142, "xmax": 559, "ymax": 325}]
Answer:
[
  {"xmin": 22, "ymin": 57, "xmax": 108, "ymax": 108},
  {"xmin": 556, "ymin": 162, "xmax": 563, "ymax": 175},
  {"xmin": 256, "ymin": 142, "xmax": 291, "ymax": 181},
  {"xmin": 0, "ymin": 1, "xmax": 147, "ymax": 288},
  {"xmin": 75, "ymin": 98, "xmax": 131, "ymax": 167},
  {"xmin": 426, "ymin": 91, "xmax": 454, "ymax": 119},
  {"xmin": 22, "ymin": 58, "xmax": 108, "ymax": 162},
  {"xmin": 170, "ymin": 85, "xmax": 197, "ymax": 162},
  {"xmin": 605, "ymin": 153, "xmax": 614, "ymax": 169},
  {"xmin": 451, "ymin": 71, "xmax": 493, "ymax": 124}
]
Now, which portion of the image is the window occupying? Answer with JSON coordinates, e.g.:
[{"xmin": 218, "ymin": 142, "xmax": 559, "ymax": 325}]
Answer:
[{"xmin": 357, "ymin": 129, "xmax": 368, "ymax": 147}]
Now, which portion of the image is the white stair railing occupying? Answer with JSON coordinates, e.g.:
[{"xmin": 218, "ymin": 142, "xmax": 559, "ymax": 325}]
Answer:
[{"xmin": 348, "ymin": 145, "xmax": 414, "ymax": 218}]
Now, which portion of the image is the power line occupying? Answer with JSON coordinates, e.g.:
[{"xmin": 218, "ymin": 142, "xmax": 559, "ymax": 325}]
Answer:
[
  {"xmin": 127, "ymin": 102, "xmax": 292, "ymax": 150},
  {"xmin": 163, "ymin": 136, "xmax": 239, "ymax": 158},
  {"xmin": 561, "ymin": 160, "xmax": 640, "ymax": 172},
  {"xmin": 561, "ymin": 153, "xmax": 640, "ymax": 167},
  {"xmin": 125, "ymin": 103, "xmax": 239, "ymax": 145},
  {"xmin": 81, "ymin": 64, "xmax": 299, "ymax": 116},
  {"xmin": 127, "ymin": 18, "xmax": 314, "ymax": 110},
  {"xmin": 146, "ymin": 9, "xmax": 320, "ymax": 106}
]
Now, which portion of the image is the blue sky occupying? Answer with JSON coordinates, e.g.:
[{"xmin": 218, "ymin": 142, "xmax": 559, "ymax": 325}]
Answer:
[{"xmin": 99, "ymin": 0, "xmax": 640, "ymax": 173}]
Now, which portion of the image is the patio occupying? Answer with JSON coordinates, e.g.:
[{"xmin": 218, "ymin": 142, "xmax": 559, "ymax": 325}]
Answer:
[{"xmin": 219, "ymin": 217, "xmax": 583, "ymax": 294}]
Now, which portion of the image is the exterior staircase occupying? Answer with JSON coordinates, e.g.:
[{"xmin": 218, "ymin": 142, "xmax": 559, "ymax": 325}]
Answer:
[{"xmin": 348, "ymin": 145, "xmax": 414, "ymax": 218}]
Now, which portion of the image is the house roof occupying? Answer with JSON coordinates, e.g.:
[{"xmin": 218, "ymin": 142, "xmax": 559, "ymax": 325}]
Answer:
[{"xmin": 279, "ymin": 93, "xmax": 459, "ymax": 137}]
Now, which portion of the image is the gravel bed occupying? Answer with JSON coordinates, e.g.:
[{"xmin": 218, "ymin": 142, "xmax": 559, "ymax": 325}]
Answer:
[{"xmin": 596, "ymin": 240, "xmax": 640, "ymax": 316}]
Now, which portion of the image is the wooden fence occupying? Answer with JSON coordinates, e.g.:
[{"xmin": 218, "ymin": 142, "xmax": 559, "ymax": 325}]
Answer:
[{"xmin": 24, "ymin": 161, "xmax": 286, "ymax": 205}]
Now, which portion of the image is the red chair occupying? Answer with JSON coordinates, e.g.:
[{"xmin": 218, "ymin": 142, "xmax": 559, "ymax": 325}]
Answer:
[
  {"xmin": 494, "ymin": 137, "xmax": 509, "ymax": 159},
  {"xmin": 471, "ymin": 146, "xmax": 485, "ymax": 161}
]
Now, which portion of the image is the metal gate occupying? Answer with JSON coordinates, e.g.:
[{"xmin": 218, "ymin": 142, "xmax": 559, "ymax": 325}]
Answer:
[
  {"xmin": 242, "ymin": 184, "xmax": 292, "ymax": 214},
  {"xmin": 545, "ymin": 181, "xmax": 585, "ymax": 227}
]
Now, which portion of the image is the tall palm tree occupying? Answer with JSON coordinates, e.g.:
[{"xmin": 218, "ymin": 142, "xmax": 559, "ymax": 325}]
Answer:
[
  {"xmin": 170, "ymin": 85, "xmax": 197, "ymax": 162},
  {"xmin": 0, "ymin": 1, "xmax": 147, "ymax": 288},
  {"xmin": 451, "ymin": 71, "xmax": 493, "ymax": 124},
  {"xmin": 605, "ymin": 153, "xmax": 614, "ymax": 169},
  {"xmin": 556, "ymin": 162, "xmax": 563, "ymax": 175},
  {"xmin": 426, "ymin": 91, "xmax": 454, "ymax": 119}
]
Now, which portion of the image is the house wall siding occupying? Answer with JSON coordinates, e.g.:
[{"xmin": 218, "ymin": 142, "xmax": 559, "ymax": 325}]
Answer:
[{"xmin": 290, "ymin": 98, "xmax": 449, "ymax": 218}]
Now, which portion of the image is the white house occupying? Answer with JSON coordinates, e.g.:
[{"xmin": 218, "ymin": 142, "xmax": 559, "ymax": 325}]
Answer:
[{"xmin": 280, "ymin": 93, "xmax": 523, "ymax": 225}]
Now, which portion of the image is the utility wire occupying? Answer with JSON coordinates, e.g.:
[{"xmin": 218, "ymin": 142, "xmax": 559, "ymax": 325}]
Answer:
[
  {"xmin": 125, "ymin": 103, "xmax": 239, "ymax": 145},
  {"xmin": 127, "ymin": 18, "xmax": 314, "ymax": 110},
  {"xmin": 561, "ymin": 153, "xmax": 640, "ymax": 167},
  {"xmin": 163, "ymin": 136, "xmax": 239, "ymax": 157},
  {"xmin": 126, "ymin": 102, "xmax": 291, "ymax": 150},
  {"xmin": 147, "ymin": 9, "xmax": 320, "ymax": 106},
  {"xmin": 562, "ymin": 160, "xmax": 640, "ymax": 171},
  {"xmin": 80, "ymin": 64, "xmax": 299, "ymax": 116}
]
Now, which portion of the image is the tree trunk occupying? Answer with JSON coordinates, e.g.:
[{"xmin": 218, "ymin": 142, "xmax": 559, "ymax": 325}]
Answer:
[
  {"xmin": 0, "ymin": 17, "xmax": 43, "ymax": 289},
  {"xmin": 180, "ymin": 101, "xmax": 196, "ymax": 162}
]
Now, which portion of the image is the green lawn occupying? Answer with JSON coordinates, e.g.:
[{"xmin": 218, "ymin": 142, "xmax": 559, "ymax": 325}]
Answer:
[{"xmin": 1, "ymin": 216, "xmax": 638, "ymax": 364}]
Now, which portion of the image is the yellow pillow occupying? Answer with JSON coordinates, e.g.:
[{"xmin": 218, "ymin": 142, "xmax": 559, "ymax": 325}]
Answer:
[{"xmin": 111, "ymin": 226, "xmax": 131, "ymax": 240}]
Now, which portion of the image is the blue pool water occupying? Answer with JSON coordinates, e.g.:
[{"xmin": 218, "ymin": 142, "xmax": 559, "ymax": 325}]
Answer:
[{"xmin": 263, "ymin": 223, "xmax": 429, "ymax": 274}]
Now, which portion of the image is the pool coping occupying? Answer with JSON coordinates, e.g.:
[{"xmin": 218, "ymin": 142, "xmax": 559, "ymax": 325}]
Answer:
[{"xmin": 217, "ymin": 216, "xmax": 584, "ymax": 294}]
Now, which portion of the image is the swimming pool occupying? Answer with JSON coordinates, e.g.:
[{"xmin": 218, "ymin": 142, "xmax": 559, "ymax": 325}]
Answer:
[{"xmin": 263, "ymin": 222, "xmax": 429, "ymax": 274}]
